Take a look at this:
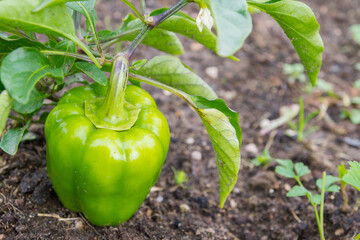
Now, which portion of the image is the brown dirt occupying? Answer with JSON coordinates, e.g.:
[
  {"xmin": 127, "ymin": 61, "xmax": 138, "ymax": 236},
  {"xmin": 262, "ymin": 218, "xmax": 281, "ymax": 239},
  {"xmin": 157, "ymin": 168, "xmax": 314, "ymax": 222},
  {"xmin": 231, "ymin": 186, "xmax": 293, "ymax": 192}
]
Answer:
[{"xmin": 1, "ymin": 0, "xmax": 360, "ymax": 239}]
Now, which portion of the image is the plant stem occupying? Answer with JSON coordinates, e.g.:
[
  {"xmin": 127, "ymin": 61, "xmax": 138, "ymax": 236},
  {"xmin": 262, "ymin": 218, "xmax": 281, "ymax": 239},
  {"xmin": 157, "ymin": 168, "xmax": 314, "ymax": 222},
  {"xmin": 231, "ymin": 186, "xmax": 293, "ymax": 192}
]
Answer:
[
  {"xmin": 295, "ymin": 175, "xmax": 325, "ymax": 240},
  {"xmin": 89, "ymin": 29, "xmax": 141, "ymax": 45},
  {"xmin": 8, "ymin": 115, "xmax": 26, "ymax": 124},
  {"xmin": 129, "ymin": 73, "xmax": 195, "ymax": 107},
  {"xmin": 47, "ymin": 34, "xmax": 61, "ymax": 43},
  {"xmin": 140, "ymin": 0, "xmax": 147, "ymax": 16},
  {"xmin": 40, "ymin": 50, "xmax": 94, "ymax": 62},
  {"xmin": 89, "ymin": 49, "xmax": 113, "ymax": 60},
  {"xmin": 313, "ymin": 203, "xmax": 324, "ymax": 240},
  {"xmin": 121, "ymin": 0, "xmax": 144, "ymax": 21},
  {"xmin": 97, "ymin": 54, "xmax": 129, "ymax": 124},
  {"xmin": 319, "ymin": 172, "xmax": 326, "ymax": 240},
  {"xmin": 124, "ymin": 0, "xmax": 191, "ymax": 59},
  {"xmin": 125, "ymin": 26, "xmax": 150, "ymax": 58},
  {"xmin": 149, "ymin": 0, "xmax": 191, "ymax": 27},
  {"xmin": 341, "ymin": 184, "xmax": 348, "ymax": 207},
  {"xmin": 78, "ymin": 2, "xmax": 105, "ymax": 61},
  {"xmin": 298, "ymin": 97, "xmax": 304, "ymax": 142}
]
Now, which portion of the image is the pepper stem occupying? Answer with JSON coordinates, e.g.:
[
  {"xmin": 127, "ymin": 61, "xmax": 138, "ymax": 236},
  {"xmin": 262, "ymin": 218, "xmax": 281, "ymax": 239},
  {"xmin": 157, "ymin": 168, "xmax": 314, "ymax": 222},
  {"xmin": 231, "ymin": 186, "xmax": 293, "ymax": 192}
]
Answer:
[
  {"xmin": 99, "ymin": 54, "xmax": 128, "ymax": 123},
  {"xmin": 85, "ymin": 54, "xmax": 140, "ymax": 131}
]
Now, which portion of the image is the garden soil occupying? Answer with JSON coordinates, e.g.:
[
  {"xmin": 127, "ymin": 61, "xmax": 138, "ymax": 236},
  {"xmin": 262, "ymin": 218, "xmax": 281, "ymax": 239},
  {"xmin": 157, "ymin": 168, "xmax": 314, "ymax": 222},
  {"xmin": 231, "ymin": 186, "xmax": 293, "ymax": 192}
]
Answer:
[{"xmin": 1, "ymin": 0, "xmax": 360, "ymax": 239}]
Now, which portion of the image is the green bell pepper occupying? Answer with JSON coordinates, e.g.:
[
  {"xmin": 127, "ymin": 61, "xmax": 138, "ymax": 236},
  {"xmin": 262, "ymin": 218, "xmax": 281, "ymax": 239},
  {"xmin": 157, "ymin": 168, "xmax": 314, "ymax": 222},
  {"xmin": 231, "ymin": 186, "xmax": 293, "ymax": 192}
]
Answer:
[{"xmin": 45, "ymin": 55, "xmax": 170, "ymax": 226}]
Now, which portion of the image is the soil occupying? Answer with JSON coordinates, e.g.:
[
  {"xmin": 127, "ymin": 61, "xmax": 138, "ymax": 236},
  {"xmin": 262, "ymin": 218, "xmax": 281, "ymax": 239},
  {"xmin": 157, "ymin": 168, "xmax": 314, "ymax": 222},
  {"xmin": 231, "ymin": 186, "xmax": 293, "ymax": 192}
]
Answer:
[{"xmin": 1, "ymin": 0, "xmax": 360, "ymax": 239}]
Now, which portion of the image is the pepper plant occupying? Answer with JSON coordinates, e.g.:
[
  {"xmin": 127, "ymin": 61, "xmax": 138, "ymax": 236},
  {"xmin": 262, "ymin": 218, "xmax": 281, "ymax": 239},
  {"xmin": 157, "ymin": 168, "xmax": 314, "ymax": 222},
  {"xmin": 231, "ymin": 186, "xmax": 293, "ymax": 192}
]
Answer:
[{"xmin": 0, "ymin": 0, "xmax": 324, "ymax": 226}]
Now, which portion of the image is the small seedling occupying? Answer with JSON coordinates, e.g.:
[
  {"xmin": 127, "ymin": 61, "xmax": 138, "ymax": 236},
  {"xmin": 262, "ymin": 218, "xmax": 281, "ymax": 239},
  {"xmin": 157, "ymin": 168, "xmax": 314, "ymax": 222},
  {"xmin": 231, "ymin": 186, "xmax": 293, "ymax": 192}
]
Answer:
[
  {"xmin": 283, "ymin": 63, "xmax": 306, "ymax": 84},
  {"xmin": 250, "ymin": 149, "xmax": 273, "ymax": 167},
  {"xmin": 342, "ymin": 161, "xmax": 360, "ymax": 191},
  {"xmin": 355, "ymin": 63, "xmax": 360, "ymax": 72},
  {"xmin": 171, "ymin": 167, "xmax": 189, "ymax": 186},
  {"xmin": 275, "ymin": 159, "xmax": 340, "ymax": 240},
  {"xmin": 340, "ymin": 109, "xmax": 360, "ymax": 125},
  {"xmin": 354, "ymin": 79, "xmax": 360, "ymax": 89},
  {"xmin": 303, "ymin": 78, "xmax": 337, "ymax": 97},
  {"xmin": 338, "ymin": 163, "xmax": 348, "ymax": 207},
  {"xmin": 350, "ymin": 24, "xmax": 360, "ymax": 45},
  {"xmin": 286, "ymin": 97, "xmax": 320, "ymax": 142}
]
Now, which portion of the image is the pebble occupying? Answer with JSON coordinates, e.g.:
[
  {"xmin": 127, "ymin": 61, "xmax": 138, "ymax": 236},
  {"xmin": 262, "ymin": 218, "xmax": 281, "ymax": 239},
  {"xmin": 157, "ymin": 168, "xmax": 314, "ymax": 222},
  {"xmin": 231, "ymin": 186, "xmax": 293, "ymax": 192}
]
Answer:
[
  {"xmin": 186, "ymin": 137, "xmax": 195, "ymax": 145},
  {"xmin": 219, "ymin": 90, "xmax": 237, "ymax": 101},
  {"xmin": 156, "ymin": 195, "xmax": 164, "ymax": 203},
  {"xmin": 74, "ymin": 220, "xmax": 84, "ymax": 230},
  {"xmin": 260, "ymin": 118, "xmax": 271, "ymax": 128},
  {"xmin": 205, "ymin": 66, "xmax": 219, "ymax": 79},
  {"xmin": 180, "ymin": 204, "xmax": 190, "ymax": 212},
  {"xmin": 230, "ymin": 199, "xmax": 237, "ymax": 208},
  {"xmin": 196, "ymin": 228, "xmax": 215, "ymax": 236},
  {"xmin": 191, "ymin": 151, "xmax": 202, "ymax": 161},
  {"xmin": 335, "ymin": 228, "xmax": 344, "ymax": 236},
  {"xmin": 284, "ymin": 183, "xmax": 292, "ymax": 191},
  {"xmin": 244, "ymin": 143, "xmax": 259, "ymax": 156},
  {"xmin": 190, "ymin": 42, "xmax": 203, "ymax": 51},
  {"xmin": 196, "ymin": 196, "xmax": 209, "ymax": 209}
]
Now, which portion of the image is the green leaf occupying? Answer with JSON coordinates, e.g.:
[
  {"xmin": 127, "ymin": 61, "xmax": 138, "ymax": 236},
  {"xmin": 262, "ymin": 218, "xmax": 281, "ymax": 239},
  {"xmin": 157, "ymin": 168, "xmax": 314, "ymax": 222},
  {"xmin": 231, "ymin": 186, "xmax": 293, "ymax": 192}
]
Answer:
[
  {"xmin": 21, "ymin": 131, "xmax": 37, "ymax": 141},
  {"xmin": 113, "ymin": 14, "xmax": 184, "ymax": 55},
  {"xmin": 294, "ymin": 162, "xmax": 311, "ymax": 177},
  {"xmin": 12, "ymin": 89, "xmax": 44, "ymax": 115},
  {"xmin": 310, "ymin": 194, "xmax": 322, "ymax": 205},
  {"xmin": 120, "ymin": 0, "xmax": 143, "ymax": 20},
  {"xmin": 0, "ymin": 0, "xmax": 100, "ymax": 68},
  {"xmin": 195, "ymin": 98, "xmax": 241, "ymax": 207},
  {"xmin": 65, "ymin": 73, "xmax": 89, "ymax": 86},
  {"xmin": 74, "ymin": 62, "xmax": 107, "ymax": 86},
  {"xmin": 343, "ymin": 161, "xmax": 360, "ymax": 191},
  {"xmin": 1, "ymin": 47, "xmax": 64, "ymax": 104},
  {"xmin": 67, "ymin": 1, "xmax": 97, "ymax": 37},
  {"xmin": 350, "ymin": 24, "xmax": 360, "ymax": 45},
  {"xmin": 0, "ymin": 0, "xmax": 74, "ymax": 36},
  {"xmin": 248, "ymin": 0, "xmax": 324, "ymax": 85},
  {"xmin": 287, "ymin": 185, "xmax": 308, "ymax": 197},
  {"xmin": 33, "ymin": 0, "xmax": 80, "ymax": 12},
  {"xmin": 50, "ymin": 39, "xmax": 76, "ymax": 73},
  {"xmin": 0, "ymin": 90, "xmax": 13, "ymax": 135},
  {"xmin": 354, "ymin": 233, "xmax": 360, "ymax": 240},
  {"xmin": 316, "ymin": 175, "xmax": 340, "ymax": 192},
  {"xmin": 354, "ymin": 79, "xmax": 360, "ymax": 89},
  {"xmin": 204, "ymin": 0, "xmax": 252, "ymax": 57},
  {"xmin": 151, "ymin": 9, "xmax": 218, "ymax": 55},
  {"xmin": 134, "ymin": 55, "xmax": 217, "ymax": 99},
  {"xmin": 0, "ymin": 121, "xmax": 30, "ymax": 155},
  {"xmin": 338, "ymin": 163, "xmax": 347, "ymax": 179},
  {"xmin": 0, "ymin": 36, "xmax": 47, "ymax": 60},
  {"xmin": 275, "ymin": 159, "xmax": 296, "ymax": 178},
  {"xmin": 66, "ymin": 0, "xmax": 97, "ymax": 13},
  {"xmin": 129, "ymin": 73, "xmax": 241, "ymax": 208},
  {"xmin": 250, "ymin": 149, "xmax": 272, "ymax": 167},
  {"xmin": 130, "ymin": 59, "xmax": 147, "ymax": 71},
  {"xmin": 341, "ymin": 109, "xmax": 360, "ymax": 125},
  {"xmin": 351, "ymin": 97, "xmax": 360, "ymax": 105}
]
